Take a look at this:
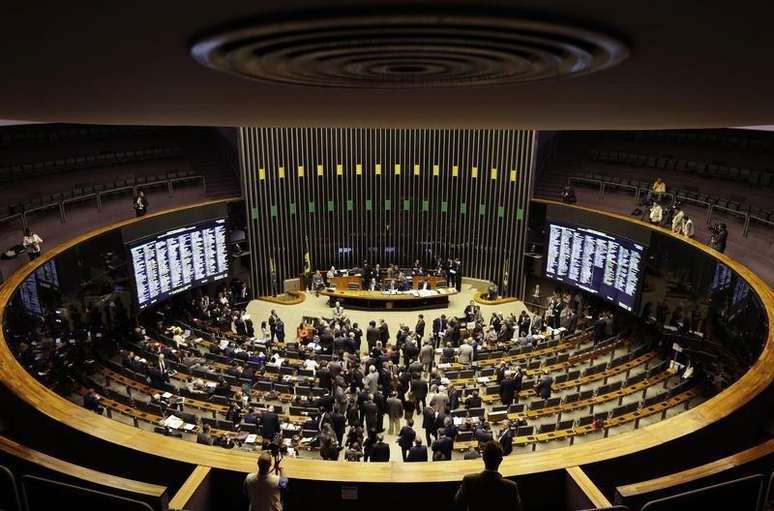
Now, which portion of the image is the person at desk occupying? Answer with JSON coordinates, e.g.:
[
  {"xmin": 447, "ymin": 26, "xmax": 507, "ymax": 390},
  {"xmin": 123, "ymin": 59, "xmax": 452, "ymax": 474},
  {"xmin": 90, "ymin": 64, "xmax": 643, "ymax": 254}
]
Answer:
[
  {"xmin": 452, "ymin": 258, "xmax": 463, "ymax": 290},
  {"xmin": 83, "ymin": 388, "xmax": 104, "ymax": 415},
  {"xmin": 260, "ymin": 406, "xmax": 282, "ymax": 441},
  {"xmin": 412, "ymin": 259, "xmax": 423, "ymax": 275},
  {"xmin": 197, "ymin": 424, "xmax": 215, "ymax": 445}
]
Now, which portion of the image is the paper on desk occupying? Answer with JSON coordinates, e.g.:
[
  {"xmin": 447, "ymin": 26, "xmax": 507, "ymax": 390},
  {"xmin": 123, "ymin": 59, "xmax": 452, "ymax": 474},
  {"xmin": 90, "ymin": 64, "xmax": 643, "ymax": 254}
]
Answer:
[{"xmin": 162, "ymin": 415, "xmax": 184, "ymax": 429}]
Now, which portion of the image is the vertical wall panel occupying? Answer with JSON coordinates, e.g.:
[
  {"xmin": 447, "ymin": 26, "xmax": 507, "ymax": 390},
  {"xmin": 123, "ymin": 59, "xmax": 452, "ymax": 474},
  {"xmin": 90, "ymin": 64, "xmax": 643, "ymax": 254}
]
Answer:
[{"xmin": 239, "ymin": 128, "xmax": 535, "ymax": 297}]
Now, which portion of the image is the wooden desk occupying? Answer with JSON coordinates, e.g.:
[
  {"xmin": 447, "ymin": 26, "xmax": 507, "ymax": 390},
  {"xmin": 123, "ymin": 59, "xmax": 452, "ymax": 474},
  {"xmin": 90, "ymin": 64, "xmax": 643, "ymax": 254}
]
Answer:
[
  {"xmin": 320, "ymin": 288, "xmax": 459, "ymax": 310},
  {"xmin": 329, "ymin": 275, "xmax": 362, "ymax": 290}
]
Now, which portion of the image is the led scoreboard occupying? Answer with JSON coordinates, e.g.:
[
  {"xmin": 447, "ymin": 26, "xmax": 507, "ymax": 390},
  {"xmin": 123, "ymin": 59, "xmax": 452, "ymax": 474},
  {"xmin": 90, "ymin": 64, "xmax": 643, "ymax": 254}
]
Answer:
[
  {"xmin": 129, "ymin": 218, "xmax": 229, "ymax": 310},
  {"xmin": 544, "ymin": 221, "xmax": 645, "ymax": 311}
]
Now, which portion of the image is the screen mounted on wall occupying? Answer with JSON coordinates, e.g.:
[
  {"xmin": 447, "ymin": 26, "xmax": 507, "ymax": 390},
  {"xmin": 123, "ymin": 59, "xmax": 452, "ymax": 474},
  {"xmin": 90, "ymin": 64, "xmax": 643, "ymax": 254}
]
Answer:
[
  {"xmin": 128, "ymin": 218, "xmax": 229, "ymax": 310},
  {"xmin": 544, "ymin": 221, "xmax": 645, "ymax": 311}
]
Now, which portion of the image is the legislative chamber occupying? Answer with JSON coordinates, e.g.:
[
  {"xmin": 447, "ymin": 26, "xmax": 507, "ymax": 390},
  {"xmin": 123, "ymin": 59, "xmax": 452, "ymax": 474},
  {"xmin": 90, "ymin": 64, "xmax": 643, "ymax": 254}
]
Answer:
[{"xmin": 0, "ymin": 4, "xmax": 772, "ymax": 511}]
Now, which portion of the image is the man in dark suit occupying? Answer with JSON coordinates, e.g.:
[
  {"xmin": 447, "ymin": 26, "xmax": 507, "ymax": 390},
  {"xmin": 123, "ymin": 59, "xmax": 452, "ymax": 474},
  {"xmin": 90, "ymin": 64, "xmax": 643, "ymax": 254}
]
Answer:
[
  {"xmin": 432, "ymin": 314, "xmax": 447, "ymax": 347},
  {"xmin": 397, "ymin": 419, "xmax": 417, "ymax": 461},
  {"xmin": 498, "ymin": 422, "xmax": 514, "ymax": 456},
  {"xmin": 331, "ymin": 409, "xmax": 347, "ymax": 445},
  {"xmin": 500, "ymin": 372, "xmax": 518, "ymax": 406},
  {"xmin": 567, "ymin": 311, "xmax": 578, "ymax": 334},
  {"xmin": 422, "ymin": 405, "xmax": 437, "ymax": 446},
  {"xmin": 536, "ymin": 370, "xmax": 554, "ymax": 400},
  {"xmin": 378, "ymin": 319, "xmax": 390, "ymax": 345},
  {"xmin": 260, "ymin": 406, "xmax": 281, "ymax": 441},
  {"xmin": 415, "ymin": 314, "xmax": 426, "ymax": 339},
  {"xmin": 369, "ymin": 435, "xmax": 390, "ymax": 462},
  {"xmin": 454, "ymin": 441, "xmax": 523, "ymax": 510},
  {"xmin": 366, "ymin": 320, "xmax": 379, "ymax": 352},
  {"xmin": 411, "ymin": 374, "xmax": 429, "ymax": 411},
  {"xmin": 517, "ymin": 311, "xmax": 531, "ymax": 337},
  {"xmin": 432, "ymin": 433, "xmax": 454, "ymax": 461},
  {"xmin": 407, "ymin": 438, "xmax": 428, "ymax": 462}
]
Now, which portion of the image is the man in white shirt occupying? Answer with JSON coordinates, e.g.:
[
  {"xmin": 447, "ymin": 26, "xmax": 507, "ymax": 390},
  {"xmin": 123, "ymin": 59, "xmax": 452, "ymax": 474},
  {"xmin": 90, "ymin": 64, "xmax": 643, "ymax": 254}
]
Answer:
[
  {"xmin": 22, "ymin": 228, "xmax": 43, "ymax": 260},
  {"xmin": 649, "ymin": 202, "xmax": 663, "ymax": 224},
  {"xmin": 244, "ymin": 454, "xmax": 287, "ymax": 511},
  {"xmin": 302, "ymin": 356, "xmax": 319, "ymax": 375},
  {"xmin": 682, "ymin": 217, "xmax": 695, "ymax": 238}
]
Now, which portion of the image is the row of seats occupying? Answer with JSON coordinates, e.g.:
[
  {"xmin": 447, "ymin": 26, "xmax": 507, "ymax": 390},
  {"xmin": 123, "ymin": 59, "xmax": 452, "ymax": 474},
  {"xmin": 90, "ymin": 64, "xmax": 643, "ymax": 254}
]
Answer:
[
  {"xmin": 628, "ymin": 129, "xmax": 774, "ymax": 151},
  {"xmin": 589, "ymin": 149, "xmax": 774, "ymax": 187},
  {"xmin": 0, "ymin": 124, "xmax": 163, "ymax": 146},
  {"xmin": 571, "ymin": 173, "xmax": 774, "ymax": 224},
  {"xmin": 2, "ymin": 170, "xmax": 200, "ymax": 219},
  {"xmin": 0, "ymin": 145, "xmax": 182, "ymax": 185}
]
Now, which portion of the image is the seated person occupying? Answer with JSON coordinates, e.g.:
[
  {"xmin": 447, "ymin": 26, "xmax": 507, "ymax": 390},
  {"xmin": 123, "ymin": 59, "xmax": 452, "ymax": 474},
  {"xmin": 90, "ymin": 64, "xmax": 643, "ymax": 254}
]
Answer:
[
  {"xmin": 311, "ymin": 271, "xmax": 326, "ymax": 293},
  {"xmin": 487, "ymin": 282, "xmax": 499, "ymax": 300},
  {"xmin": 652, "ymin": 177, "xmax": 666, "ymax": 200},
  {"xmin": 649, "ymin": 201, "xmax": 663, "ymax": 224},
  {"xmin": 83, "ymin": 388, "xmax": 104, "ymax": 415},
  {"xmin": 561, "ymin": 184, "xmax": 577, "ymax": 204}
]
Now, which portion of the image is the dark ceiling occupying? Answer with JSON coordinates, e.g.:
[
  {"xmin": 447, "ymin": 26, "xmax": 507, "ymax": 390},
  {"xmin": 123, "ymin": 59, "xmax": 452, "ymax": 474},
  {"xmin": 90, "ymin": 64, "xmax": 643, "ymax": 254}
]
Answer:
[{"xmin": 2, "ymin": 1, "xmax": 773, "ymax": 129}]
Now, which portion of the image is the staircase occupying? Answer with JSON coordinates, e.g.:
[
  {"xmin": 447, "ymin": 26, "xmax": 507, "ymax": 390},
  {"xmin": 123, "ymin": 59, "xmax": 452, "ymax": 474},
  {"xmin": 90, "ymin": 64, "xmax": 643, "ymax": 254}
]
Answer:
[{"xmin": 181, "ymin": 129, "xmax": 241, "ymax": 199}]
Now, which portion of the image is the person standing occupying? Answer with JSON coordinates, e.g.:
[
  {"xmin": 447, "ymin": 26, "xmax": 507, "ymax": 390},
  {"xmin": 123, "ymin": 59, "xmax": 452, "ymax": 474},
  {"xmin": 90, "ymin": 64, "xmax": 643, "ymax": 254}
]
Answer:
[
  {"xmin": 454, "ymin": 441, "xmax": 523, "ymax": 510},
  {"xmin": 244, "ymin": 454, "xmax": 288, "ymax": 511},
  {"xmin": 132, "ymin": 190, "xmax": 149, "ymax": 217},
  {"xmin": 386, "ymin": 391, "xmax": 403, "ymax": 435},
  {"xmin": 22, "ymin": 228, "xmax": 43, "ymax": 260},
  {"xmin": 419, "ymin": 340, "xmax": 434, "ymax": 374},
  {"xmin": 536, "ymin": 370, "xmax": 554, "ymax": 400},
  {"xmin": 397, "ymin": 419, "xmax": 417, "ymax": 461},
  {"xmin": 415, "ymin": 314, "xmax": 426, "ymax": 339}
]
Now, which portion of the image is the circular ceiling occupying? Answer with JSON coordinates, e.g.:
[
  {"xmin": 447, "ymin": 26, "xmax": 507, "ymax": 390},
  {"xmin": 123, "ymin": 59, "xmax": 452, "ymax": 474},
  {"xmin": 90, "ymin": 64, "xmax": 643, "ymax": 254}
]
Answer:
[{"xmin": 190, "ymin": 13, "xmax": 630, "ymax": 89}]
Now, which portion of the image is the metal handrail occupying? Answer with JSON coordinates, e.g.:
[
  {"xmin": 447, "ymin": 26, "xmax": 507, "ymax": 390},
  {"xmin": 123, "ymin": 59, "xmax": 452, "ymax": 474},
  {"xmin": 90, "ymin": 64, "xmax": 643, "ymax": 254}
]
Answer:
[
  {"xmin": 0, "ymin": 174, "xmax": 207, "ymax": 229},
  {"xmin": 566, "ymin": 175, "xmax": 774, "ymax": 237}
]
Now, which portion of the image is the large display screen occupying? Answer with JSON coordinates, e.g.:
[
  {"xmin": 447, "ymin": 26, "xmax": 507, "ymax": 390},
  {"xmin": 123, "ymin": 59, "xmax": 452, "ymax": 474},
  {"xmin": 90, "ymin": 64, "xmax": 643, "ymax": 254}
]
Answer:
[
  {"xmin": 129, "ymin": 218, "xmax": 229, "ymax": 310},
  {"xmin": 544, "ymin": 221, "xmax": 645, "ymax": 311}
]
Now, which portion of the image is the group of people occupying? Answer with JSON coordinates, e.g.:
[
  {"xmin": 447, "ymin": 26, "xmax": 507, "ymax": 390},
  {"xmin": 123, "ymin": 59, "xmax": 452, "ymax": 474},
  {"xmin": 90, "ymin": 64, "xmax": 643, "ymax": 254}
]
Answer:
[
  {"xmin": 243, "ymin": 440, "xmax": 523, "ymax": 511},
  {"xmin": 310, "ymin": 257, "xmax": 464, "ymax": 293},
  {"xmin": 145, "ymin": 285, "xmax": 596, "ymax": 463}
]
